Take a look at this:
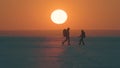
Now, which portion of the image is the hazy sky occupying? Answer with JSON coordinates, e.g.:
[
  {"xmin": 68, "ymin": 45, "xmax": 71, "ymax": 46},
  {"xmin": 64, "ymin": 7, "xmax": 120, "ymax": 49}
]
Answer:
[{"xmin": 0, "ymin": 0, "xmax": 120, "ymax": 30}]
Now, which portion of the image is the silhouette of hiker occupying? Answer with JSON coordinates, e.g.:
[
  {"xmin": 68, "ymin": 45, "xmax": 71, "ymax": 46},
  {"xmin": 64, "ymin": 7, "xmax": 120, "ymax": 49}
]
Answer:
[
  {"xmin": 79, "ymin": 30, "xmax": 86, "ymax": 45},
  {"xmin": 62, "ymin": 28, "xmax": 70, "ymax": 45}
]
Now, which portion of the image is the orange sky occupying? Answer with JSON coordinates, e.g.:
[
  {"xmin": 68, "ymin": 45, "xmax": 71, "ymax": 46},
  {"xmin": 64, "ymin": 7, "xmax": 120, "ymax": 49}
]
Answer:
[{"xmin": 0, "ymin": 0, "xmax": 120, "ymax": 30}]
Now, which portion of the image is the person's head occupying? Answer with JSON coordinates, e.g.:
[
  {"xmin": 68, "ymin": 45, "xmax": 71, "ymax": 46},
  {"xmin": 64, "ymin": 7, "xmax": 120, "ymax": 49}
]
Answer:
[
  {"xmin": 67, "ymin": 27, "xmax": 70, "ymax": 30},
  {"xmin": 81, "ymin": 30, "xmax": 84, "ymax": 33}
]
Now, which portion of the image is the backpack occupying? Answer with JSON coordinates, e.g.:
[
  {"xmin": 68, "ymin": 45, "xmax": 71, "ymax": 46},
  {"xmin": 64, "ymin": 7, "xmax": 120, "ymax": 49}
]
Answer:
[{"xmin": 63, "ymin": 29, "xmax": 67, "ymax": 37}]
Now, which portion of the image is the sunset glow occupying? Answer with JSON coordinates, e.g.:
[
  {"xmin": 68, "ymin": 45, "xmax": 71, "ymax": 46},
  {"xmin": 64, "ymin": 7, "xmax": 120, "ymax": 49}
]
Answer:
[{"xmin": 0, "ymin": 0, "xmax": 120, "ymax": 30}]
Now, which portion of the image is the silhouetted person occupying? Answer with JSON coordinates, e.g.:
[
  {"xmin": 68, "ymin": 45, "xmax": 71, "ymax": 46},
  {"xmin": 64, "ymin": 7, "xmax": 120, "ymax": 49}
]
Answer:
[
  {"xmin": 62, "ymin": 28, "xmax": 70, "ymax": 45},
  {"xmin": 79, "ymin": 30, "xmax": 86, "ymax": 45}
]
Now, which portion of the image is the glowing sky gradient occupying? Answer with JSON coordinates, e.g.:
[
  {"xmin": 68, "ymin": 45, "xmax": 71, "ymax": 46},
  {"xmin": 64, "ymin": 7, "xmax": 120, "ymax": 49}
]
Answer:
[{"xmin": 0, "ymin": 0, "xmax": 120, "ymax": 30}]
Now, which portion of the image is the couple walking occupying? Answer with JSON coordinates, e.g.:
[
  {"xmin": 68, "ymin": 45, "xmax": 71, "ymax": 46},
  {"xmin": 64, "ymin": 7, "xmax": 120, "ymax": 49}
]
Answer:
[{"xmin": 62, "ymin": 28, "xmax": 86, "ymax": 46}]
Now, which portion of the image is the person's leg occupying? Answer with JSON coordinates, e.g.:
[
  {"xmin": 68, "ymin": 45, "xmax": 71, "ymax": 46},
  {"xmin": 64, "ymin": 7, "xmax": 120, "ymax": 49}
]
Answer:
[
  {"xmin": 62, "ymin": 37, "xmax": 67, "ymax": 45},
  {"xmin": 82, "ymin": 41, "xmax": 85, "ymax": 45},
  {"xmin": 82, "ymin": 39, "xmax": 85, "ymax": 45},
  {"xmin": 79, "ymin": 39, "xmax": 82, "ymax": 45},
  {"xmin": 68, "ymin": 37, "xmax": 70, "ymax": 45}
]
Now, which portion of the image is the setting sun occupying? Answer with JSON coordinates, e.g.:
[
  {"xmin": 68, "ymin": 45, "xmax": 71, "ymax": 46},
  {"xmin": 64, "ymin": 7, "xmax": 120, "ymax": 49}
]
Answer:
[{"xmin": 51, "ymin": 9, "xmax": 68, "ymax": 24}]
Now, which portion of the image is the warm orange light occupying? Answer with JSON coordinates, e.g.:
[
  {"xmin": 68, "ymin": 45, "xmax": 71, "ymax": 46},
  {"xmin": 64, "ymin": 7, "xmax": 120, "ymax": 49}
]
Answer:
[{"xmin": 51, "ymin": 9, "xmax": 68, "ymax": 24}]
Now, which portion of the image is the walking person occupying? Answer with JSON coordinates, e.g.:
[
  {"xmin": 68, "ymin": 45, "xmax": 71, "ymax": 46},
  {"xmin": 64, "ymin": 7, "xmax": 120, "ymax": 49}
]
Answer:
[
  {"xmin": 62, "ymin": 28, "xmax": 71, "ymax": 45},
  {"xmin": 79, "ymin": 30, "xmax": 86, "ymax": 45}
]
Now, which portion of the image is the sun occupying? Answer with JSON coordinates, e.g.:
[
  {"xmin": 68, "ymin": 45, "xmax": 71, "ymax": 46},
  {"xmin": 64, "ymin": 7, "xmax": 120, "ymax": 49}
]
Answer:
[{"xmin": 51, "ymin": 9, "xmax": 68, "ymax": 24}]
